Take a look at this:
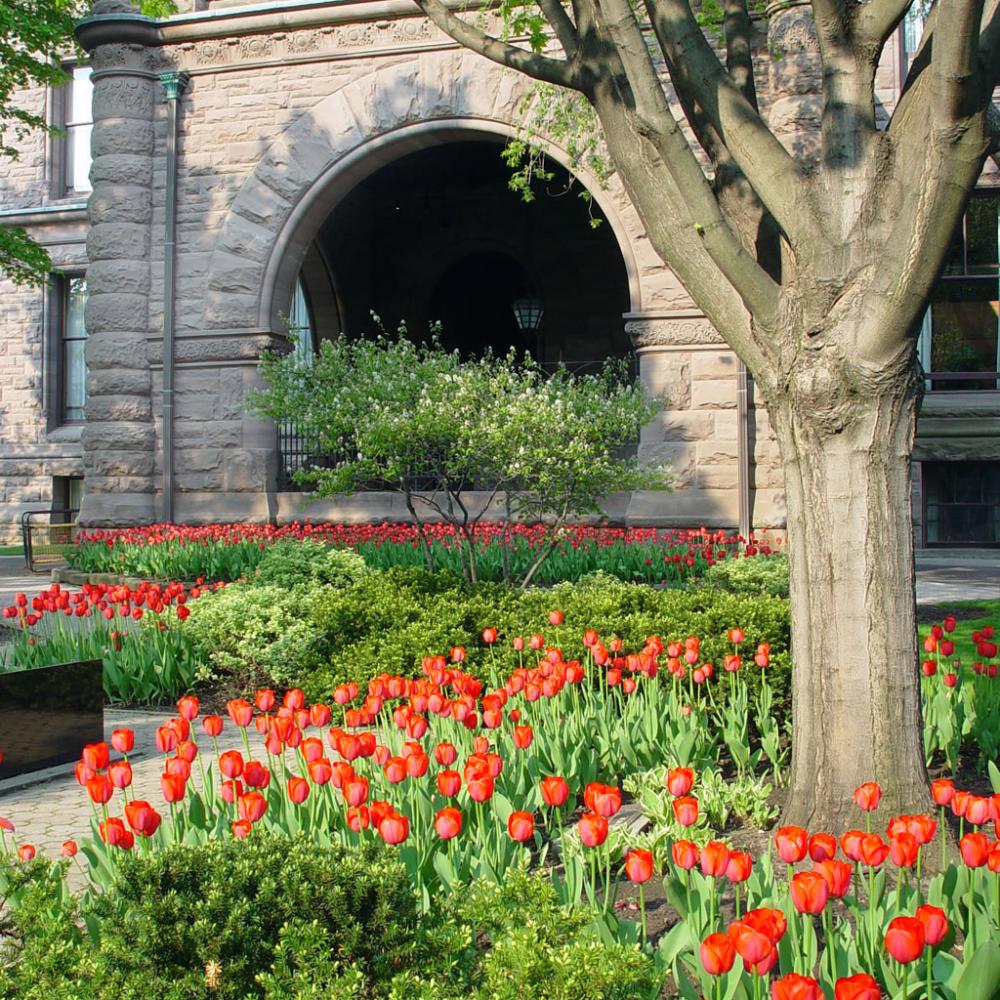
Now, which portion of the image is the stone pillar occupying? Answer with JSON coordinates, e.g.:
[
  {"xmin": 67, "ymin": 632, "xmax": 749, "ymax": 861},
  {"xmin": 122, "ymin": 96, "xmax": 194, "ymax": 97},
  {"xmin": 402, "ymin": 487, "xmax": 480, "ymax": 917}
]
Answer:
[
  {"xmin": 764, "ymin": 1, "xmax": 822, "ymax": 167},
  {"xmin": 76, "ymin": 1, "xmax": 159, "ymax": 525},
  {"xmin": 625, "ymin": 313, "xmax": 742, "ymax": 528}
]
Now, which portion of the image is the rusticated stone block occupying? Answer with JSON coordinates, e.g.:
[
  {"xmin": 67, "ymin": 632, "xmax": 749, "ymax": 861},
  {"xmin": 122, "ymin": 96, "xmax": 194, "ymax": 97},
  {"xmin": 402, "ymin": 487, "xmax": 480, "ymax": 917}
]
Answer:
[
  {"xmin": 85, "ymin": 333, "xmax": 147, "ymax": 369},
  {"xmin": 90, "ymin": 451, "xmax": 155, "ymax": 477},
  {"xmin": 92, "ymin": 75, "xmax": 154, "ymax": 120},
  {"xmin": 691, "ymin": 352, "xmax": 738, "ymax": 380},
  {"xmin": 85, "ymin": 292, "xmax": 148, "ymax": 334},
  {"xmin": 85, "ymin": 395, "xmax": 151, "ymax": 422},
  {"xmin": 90, "ymin": 119, "xmax": 155, "ymax": 158},
  {"xmin": 81, "ymin": 421, "xmax": 155, "ymax": 452},
  {"xmin": 85, "ymin": 259, "xmax": 151, "ymax": 296},
  {"xmin": 89, "ymin": 184, "xmax": 152, "ymax": 224},
  {"xmin": 649, "ymin": 410, "xmax": 715, "ymax": 442},
  {"xmin": 90, "ymin": 153, "xmax": 154, "ymax": 187},
  {"xmin": 86, "ymin": 368, "xmax": 150, "ymax": 396},
  {"xmin": 692, "ymin": 380, "xmax": 737, "ymax": 409},
  {"xmin": 207, "ymin": 250, "xmax": 265, "ymax": 294},
  {"xmin": 88, "ymin": 222, "xmax": 149, "ymax": 261}
]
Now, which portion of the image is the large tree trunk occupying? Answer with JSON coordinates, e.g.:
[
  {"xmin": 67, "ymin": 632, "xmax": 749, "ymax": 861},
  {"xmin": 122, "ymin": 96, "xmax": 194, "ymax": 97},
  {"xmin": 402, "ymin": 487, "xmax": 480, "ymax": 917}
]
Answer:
[{"xmin": 767, "ymin": 346, "xmax": 930, "ymax": 833}]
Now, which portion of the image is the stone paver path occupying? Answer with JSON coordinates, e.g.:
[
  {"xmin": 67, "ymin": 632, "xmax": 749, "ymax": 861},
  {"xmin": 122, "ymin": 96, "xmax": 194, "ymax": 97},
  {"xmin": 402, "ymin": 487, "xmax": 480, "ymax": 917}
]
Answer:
[{"xmin": 0, "ymin": 707, "xmax": 248, "ymax": 887}]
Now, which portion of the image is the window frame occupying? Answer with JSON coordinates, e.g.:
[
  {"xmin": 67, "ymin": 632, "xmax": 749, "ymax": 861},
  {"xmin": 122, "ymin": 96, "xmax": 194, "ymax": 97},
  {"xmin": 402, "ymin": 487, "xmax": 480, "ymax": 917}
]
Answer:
[
  {"xmin": 49, "ymin": 62, "xmax": 93, "ymax": 199},
  {"xmin": 921, "ymin": 460, "xmax": 1000, "ymax": 549},
  {"xmin": 48, "ymin": 272, "xmax": 89, "ymax": 428}
]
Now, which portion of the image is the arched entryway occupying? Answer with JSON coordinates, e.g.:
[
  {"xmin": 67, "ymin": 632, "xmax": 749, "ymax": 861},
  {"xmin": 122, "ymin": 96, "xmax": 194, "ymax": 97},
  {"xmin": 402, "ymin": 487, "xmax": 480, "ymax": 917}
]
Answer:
[{"xmin": 294, "ymin": 138, "xmax": 632, "ymax": 368}]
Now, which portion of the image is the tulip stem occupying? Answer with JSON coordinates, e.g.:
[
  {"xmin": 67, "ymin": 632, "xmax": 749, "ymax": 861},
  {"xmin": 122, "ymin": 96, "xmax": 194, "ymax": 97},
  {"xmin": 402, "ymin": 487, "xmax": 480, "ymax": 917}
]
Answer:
[
  {"xmin": 939, "ymin": 808, "xmax": 947, "ymax": 872},
  {"xmin": 926, "ymin": 945, "xmax": 934, "ymax": 1000},
  {"xmin": 901, "ymin": 962, "xmax": 909, "ymax": 1000},
  {"xmin": 638, "ymin": 883, "xmax": 647, "ymax": 948},
  {"xmin": 966, "ymin": 877, "xmax": 975, "ymax": 954}
]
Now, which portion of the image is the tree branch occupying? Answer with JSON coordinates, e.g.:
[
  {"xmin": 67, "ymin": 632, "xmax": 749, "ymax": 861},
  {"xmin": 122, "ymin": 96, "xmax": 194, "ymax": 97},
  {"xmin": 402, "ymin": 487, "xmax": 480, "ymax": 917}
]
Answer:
[
  {"xmin": 723, "ymin": 0, "xmax": 758, "ymax": 108},
  {"xmin": 592, "ymin": 0, "xmax": 779, "ymax": 320},
  {"xmin": 643, "ymin": 0, "xmax": 810, "ymax": 246},
  {"xmin": 537, "ymin": 0, "xmax": 580, "ymax": 58},
  {"xmin": 410, "ymin": 0, "xmax": 584, "ymax": 90},
  {"xmin": 854, "ymin": 0, "xmax": 915, "ymax": 49},
  {"xmin": 933, "ymin": 0, "xmax": 986, "ymax": 125}
]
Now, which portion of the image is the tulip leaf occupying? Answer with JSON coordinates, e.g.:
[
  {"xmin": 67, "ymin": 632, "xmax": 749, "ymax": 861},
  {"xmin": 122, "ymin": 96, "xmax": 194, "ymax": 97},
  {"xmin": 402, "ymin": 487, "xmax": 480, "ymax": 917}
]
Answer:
[
  {"xmin": 956, "ymin": 938, "xmax": 1000, "ymax": 1000},
  {"xmin": 432, "ymin": 849, "xmax": 457, "ymax": 888},
  {"xmin": 988, "ymin": 759, "xmax": 1000, "ymax": 794},
  {"xmin": 656, "ymin": 921, "xmax": 689, "ymax": 967}
]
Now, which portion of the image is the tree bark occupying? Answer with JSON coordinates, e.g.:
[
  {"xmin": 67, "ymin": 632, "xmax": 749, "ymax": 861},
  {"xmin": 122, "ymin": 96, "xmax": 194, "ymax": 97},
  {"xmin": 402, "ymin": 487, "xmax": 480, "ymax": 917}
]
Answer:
[{"xmin": 766, "ymin": 343, "xmax": 930, "ymax": 832}]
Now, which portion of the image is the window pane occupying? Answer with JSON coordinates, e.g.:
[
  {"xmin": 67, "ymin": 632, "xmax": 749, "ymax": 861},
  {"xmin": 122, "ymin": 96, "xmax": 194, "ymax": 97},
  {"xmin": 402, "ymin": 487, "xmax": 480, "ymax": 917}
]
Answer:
[
  {"xmin": 966, "ymin": 195, "xmax": 1000, "ymax": 275},
  {"xmin": 69, "ymin": 66, "xmax": 93, "ymax": 124},
  {"xmin": 930, "ymin": 277, "xmax": 1000, "ymax": 389},
  {"xmin": 923, "ymin": 462, "xmax": 1000, "ymax": 545},
  {"xmin": 903, "ymin": 1, "xmax": 932, "ymax": 57},
  {"xmin": 63, "ymin": 65, "xmax": 93, "ymax": 194},
  {"xmin": 288, "ymin": 278, "xmax": 315, "ymax": 362},
  {"xmin": 62, "ymin": 277, "xmax": 88, "ymax": 422},
  {"xmin": 66, "ymin": 123, "xmax": 92, "ymax": 194}
]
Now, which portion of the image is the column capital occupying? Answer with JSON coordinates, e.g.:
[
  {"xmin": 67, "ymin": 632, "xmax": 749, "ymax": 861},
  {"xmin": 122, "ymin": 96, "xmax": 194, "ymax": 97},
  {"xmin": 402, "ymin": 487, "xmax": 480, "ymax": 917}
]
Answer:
[{"xmin": 625, "ymin": 312, "xmax": 724, "ymax": 349}]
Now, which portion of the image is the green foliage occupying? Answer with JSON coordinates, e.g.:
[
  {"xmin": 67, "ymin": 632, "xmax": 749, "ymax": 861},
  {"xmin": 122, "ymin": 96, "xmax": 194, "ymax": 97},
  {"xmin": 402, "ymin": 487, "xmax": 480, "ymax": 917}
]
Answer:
[
  {"xmin": 0, "ymin": 844, "xmax": 658, "ymax": 1000},
  {"xmin": 701, "ymin": 552, "xmax": 789, "ymax": 597},
  {"xmin": 179, "ymin": 582, "xmax": 330, "ymax": 689},
  {"xmin": 252, "ymin": 539, "xmax": 368, "ymax": 589},
  {"xmin": 248, "ymin": 331, "xmax": 665, "ymax": 585},
  {"xmin": 501, "ymin": 84, "xmax": 613, "ymax": 225}
]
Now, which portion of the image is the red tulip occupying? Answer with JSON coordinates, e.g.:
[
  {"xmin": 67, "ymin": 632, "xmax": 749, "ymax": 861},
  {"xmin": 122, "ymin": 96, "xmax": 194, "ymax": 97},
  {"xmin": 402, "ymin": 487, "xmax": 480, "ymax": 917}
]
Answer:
[
  {"xmin": 110, "ymin": 729, "xmax": 134, "ymax": 754},
  {"xmin": 666, "ymin": 767, "xmax": 694, "ymax": 797},
  {"xmin": 726, "ymin": 850, "xmax": 753, "ymax": 883},
  {"xmin": 86, "ymin": 774, "xmax": 114, "ymax": 805},
  {"xmin": 513, "ymin": 725, "xmax": 533, "ymax": 749},
  {"xmin": 482, "ymin": 627, "xmax": 498, "ymax": 644},
  {"xmin": 840, "ymin": 829, "xmax": 866, "ymax": 863},
  {"xmin": 578, "ymin": 812, "xmax": 608, "ymax": 848},
  {"xmin": 238, "ymin": 791, "xmax": 267, "ymax": 824},
  {"xmin": 990, "ymin": 843, "xmax": 1000, "ymax": 873},
  {"xmin": 549, "ymin": 610, "xmax": 564, "ymax": 626},
  {"xmin": 743, "ymin": 907, "xmax": 787, "ymax": 944},
  {"xmin": 775, "ymin": 826, "xmax": 808, "ymax": 864},
  {"xmin": 672, "ymin": 839, "xmax": 700, "ymax": 870},
  {"xmin": 585, "ymin": 783, "xmax": 621, "ymax": 818},
  {"xmin": 915, "ymin": 904, "xmax": 949, "ymax": 946},
  {"xmin": 834, "ymin": 973, "xmax": 881, "ymax": 1000},
  {"xmin": 99, "ymin": 817, "xmax": 131, "ymax": 848},
  {"xmin": 384, "ymin": 757, "xmax": 407, "ymax": 784},
  {"xmin": 347, "ymin": 805, "xmax": 370, "ymax": 832},
  {"xmin": 773, "ymin": 973, "xmax": 823, "ymax": 1000},
  {"xmin": 508, "ymin": 811, "xmax": 535, "ymax": 842},
  {"xmin": 308, "ymin": 758, "xmax": 333, "ymax": 785},
  {"xmin": 81, "ymin": 742, "xmax": 110, "ymax": 771},
  {"xmin": 625, "ymin": 849, "xmax": 654, "ymax": 883},
  {"xmin": 287, "ymin": 777, "xmax": 309, "ymax": 804},
  {"xmin": 243, "ymin": 760, "xmax": 270, "ymax": 789},
  {"xmin": 885, "ymin": 916, "xmax": 925, "ymax": 963},
  {"xmin": 853, "ymin": 782, "xmax": 882, "ymax": 812},
  {"xmin": 467, "ymin": 775, "xmax": 494, "ymax": 802},
  {"xmin": 124, "ymin": 800, "xmax": 162, "ymax": 837},
  {"xmin": 790, "ymin": 871, "xmax": 829, "ymax": 914},
  {"xmin": 672, "ymin": 795, "xmax": 699, "ymax": 826},
  {"xmin": 17, "ymin": 845, "xmax": 36, "ymax": 862},
  {"xmin": 808, "ymin": 832, "xmax": 837, "ymax": 862},
  {"xmin": 701, "ymin": 840, "xmax": 731, "ymax": 878},
  {"xmin": 177, "ymin": 695, "xmax": 199, "ymax": 720},
  {"xmin": 540, "ymin": 776, "xmax": 570, "ymax": 808},
  {"xmin": 160, "ymin": 773, "xmax": 186, "ymax": 803},
  {"xmin": 343, "ymin": 776, "xmax": 369, "ymax": 807},
  {"xmin": 813, "ymin": 859, "xmax": 852, "ymax": 898},
  {"xmin": 959, "ymin": 832, "xmax": 990, "ymax": 868},
  {"xmin": 226, "ymin": 699, "xmax": 254, "ymax": 727},
  {"xmin": 219, "ymin": 750, "xmax": 244, "ymax": 779},
  {"xmin": 202, "ymin": 715, "xmax": 224, "ymax": 738},
  {"xmin": 435, "ymin": 807, "xmax": 462, "ymax": 840},
  {"xmin": 890, "ymin": 831, "xmax": 919, "ymax": 869},
  {"xmin": 700, "ymin": 932, "xmax": 735, "ymax": 975},
  {"xmin": 965, "ymin": 796, "xmax": 992, "ymax": 826},
  {"xmin": 859, "ymin": 834, "xmax": 889, "ymax": 867},
  {"xmin": 377, "ymin": 812, "xmax": 409, "ymax": 845},
  {"xmin": 109, "ymin": 760, "xmax": 133, "ymax": 789},
  {"xmin": 434, "ymin": 742, "xmax": 458, "ymax": 766},
  {"xmin": 437, "ymin": 770, "xmax": 462, "ymax": 797},
  {"xmin": 728, "ymin": 920, "xmax": 772, "ymax": 966},
  {"xmin": 232, "ymin": 819, "xmax": 252, "ymax": 839}
]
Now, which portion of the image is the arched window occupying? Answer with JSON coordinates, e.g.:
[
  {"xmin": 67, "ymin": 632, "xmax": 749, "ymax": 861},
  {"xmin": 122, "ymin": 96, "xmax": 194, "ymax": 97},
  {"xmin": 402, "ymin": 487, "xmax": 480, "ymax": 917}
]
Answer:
[{"xmin": 287, "ymin": 277, "xmax": 316, "ymax": 362}]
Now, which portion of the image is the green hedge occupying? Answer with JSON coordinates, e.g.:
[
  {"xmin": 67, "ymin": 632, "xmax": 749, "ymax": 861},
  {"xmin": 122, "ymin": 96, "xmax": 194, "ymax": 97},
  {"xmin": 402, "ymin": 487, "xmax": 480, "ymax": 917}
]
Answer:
[
  {"xmin": 0, "ymin": 839, "xmax": 658, "ymax": 1000},
  {"xmin": 700, "ymin": 552, "xmax": 789, "ymax": 597},
  {"xmin": 180, "ymin": 567, "xmax": 790, "ymax": 712}
]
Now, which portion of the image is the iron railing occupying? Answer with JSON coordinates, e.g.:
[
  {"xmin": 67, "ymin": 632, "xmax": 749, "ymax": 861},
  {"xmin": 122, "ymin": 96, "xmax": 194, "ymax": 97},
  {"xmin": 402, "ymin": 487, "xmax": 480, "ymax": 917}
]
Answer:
[{"xmin": 21, "ymin": 508, "xmax": 78, "ymax": 573}]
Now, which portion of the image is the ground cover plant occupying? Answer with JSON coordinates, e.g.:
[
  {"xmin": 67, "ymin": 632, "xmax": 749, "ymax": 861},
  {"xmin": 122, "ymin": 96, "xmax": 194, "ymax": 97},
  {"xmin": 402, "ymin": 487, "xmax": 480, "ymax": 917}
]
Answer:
[
  {"xmin": 66, "ymin": 521, "xmax": 780, "ymax": 586},
  {"xmin": 1, "ymin": 607, "xmax": 998, "ymax": 998}
]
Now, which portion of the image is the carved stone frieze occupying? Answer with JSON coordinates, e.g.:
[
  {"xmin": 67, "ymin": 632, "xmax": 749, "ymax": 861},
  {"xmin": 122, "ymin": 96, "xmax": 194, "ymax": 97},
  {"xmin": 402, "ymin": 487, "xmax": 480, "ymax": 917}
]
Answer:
[
  {"xmin": 626, "ymin": 318, "xmax": 724, "ymax": 348},
  {"xmin": 162, "ymin": 17, "xmax": 439, "ymax": 72}
]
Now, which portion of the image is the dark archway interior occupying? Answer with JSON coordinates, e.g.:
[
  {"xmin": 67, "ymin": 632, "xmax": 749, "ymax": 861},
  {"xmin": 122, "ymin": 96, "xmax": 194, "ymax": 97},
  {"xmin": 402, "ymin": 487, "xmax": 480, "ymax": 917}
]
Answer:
[{"xmin": 305, "ymin": 138, "xmax": 632, "ymax": 366}]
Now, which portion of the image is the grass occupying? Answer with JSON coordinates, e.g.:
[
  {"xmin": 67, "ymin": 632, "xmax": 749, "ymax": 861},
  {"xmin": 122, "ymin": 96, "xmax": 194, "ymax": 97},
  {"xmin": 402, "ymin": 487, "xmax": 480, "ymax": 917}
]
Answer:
[
  {"xmin": 0, "ymin": 545, "xmax": 24, "ymax": 556},
  {"xmin": 918, "ymin": 599, "xmax": 999, "ymax": 649}
]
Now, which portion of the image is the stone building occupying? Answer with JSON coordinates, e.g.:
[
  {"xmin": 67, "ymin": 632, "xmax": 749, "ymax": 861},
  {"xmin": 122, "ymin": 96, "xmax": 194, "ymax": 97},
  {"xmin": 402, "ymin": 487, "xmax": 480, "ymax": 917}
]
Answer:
[{"xmin": 0, "ymin": 0, "xmax": 997, "ymax": 545}]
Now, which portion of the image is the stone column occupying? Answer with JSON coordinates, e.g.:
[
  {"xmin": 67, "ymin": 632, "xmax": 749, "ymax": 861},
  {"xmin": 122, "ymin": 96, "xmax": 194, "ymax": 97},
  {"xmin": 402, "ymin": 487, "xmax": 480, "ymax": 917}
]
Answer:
[
  {"xmin": 76, "ymin": 1, "xmax": 159, "ymax": 525},
  {"xmin": 625, "ymin": 313, "xmax": 743, "ymax": 528}
]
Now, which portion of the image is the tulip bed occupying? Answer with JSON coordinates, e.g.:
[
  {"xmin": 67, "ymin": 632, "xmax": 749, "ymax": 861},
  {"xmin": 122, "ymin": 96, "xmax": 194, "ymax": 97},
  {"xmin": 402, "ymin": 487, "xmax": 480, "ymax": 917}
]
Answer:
[
  {"xmin": 66, "ymin": 521, "xmax": 779, "ymax": 586},
  {"xmin": 2, "ymin": 609, "xmax": 1000, "ymax": 999}
]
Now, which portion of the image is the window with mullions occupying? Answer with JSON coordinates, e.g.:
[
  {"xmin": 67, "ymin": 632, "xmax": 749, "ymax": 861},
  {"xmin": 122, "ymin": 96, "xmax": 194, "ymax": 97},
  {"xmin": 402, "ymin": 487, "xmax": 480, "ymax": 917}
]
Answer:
[
  {"xmin": 924, "ymin": 462, "xmax": 1000, "ymax": 547},
  {"xmin": 57, "ymin": 275, "xmax": 89, "ymax": 423},
  {"xmin": 918, "ymin": 192, "xmax": 1000, "ymax": 391},
  {"xmin": 54, "ymin": 64, "xmax": 93, "ymax": 196},
  {"xmin": 278, "ymin": 278, "xmax": 320, "ymax": 490}
]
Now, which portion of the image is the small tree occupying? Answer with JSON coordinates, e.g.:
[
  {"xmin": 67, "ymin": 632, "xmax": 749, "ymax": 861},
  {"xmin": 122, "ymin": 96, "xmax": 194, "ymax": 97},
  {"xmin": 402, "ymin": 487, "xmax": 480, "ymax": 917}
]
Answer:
[{"xmin": 249, "ymin": 330, "xmax": 666, "ymax": 585}]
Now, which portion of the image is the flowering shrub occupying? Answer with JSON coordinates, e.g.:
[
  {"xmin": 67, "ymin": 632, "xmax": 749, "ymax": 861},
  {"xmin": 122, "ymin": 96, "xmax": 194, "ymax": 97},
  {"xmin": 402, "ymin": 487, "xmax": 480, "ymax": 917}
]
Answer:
[{"xmin": 68, "ymin": 520, "xmax": 779, "ymax": 586}]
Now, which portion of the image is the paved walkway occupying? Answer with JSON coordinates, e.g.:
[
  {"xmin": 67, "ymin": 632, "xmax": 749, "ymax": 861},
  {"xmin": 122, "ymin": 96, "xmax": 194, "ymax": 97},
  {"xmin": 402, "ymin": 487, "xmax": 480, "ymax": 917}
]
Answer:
[{"xmin": 0, "ymin": 551, "xmax": 996, "ymax": 884}]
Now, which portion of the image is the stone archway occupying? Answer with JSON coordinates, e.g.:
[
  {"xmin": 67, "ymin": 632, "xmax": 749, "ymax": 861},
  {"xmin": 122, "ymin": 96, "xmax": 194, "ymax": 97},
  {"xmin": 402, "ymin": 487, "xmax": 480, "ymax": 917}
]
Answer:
[{"xmin": 201, "ymin": 53, "xmax": 656, "ymax": 336}]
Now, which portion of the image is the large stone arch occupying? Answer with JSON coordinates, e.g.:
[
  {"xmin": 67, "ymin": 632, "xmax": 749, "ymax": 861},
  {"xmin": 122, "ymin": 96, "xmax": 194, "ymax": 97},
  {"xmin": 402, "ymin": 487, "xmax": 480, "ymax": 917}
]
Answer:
[{"xmin": 202, "ymin": 52, "xmax": 658, "ymax": 335}]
